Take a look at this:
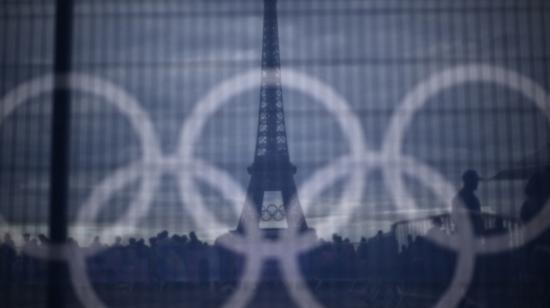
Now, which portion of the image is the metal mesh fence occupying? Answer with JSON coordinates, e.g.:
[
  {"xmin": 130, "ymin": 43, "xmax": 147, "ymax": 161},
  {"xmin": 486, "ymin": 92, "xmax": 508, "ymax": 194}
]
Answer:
[{"xmin": 1, "ymin": 0, "xmax": 550, "ymax": 307}]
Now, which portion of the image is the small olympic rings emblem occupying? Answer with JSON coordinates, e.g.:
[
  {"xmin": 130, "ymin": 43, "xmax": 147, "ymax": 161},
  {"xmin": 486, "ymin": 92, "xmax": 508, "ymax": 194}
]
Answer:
[{"xmin": 261, "ymin": 204, "xmax": 286, "ymax": 222}]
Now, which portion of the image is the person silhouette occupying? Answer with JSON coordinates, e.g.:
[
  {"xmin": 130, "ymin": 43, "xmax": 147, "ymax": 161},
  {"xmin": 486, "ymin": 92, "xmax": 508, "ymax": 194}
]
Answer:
[
  {"xmin": 519, "ymin": 167, "xmax": 550, "ymax": 305},
  {"xmin": 520, "ymin": 167, "xmax": 550, "ymax": 223},
  {"xmin": 452, "ymin": 169, "xmax": 483, "ymax": 234}
]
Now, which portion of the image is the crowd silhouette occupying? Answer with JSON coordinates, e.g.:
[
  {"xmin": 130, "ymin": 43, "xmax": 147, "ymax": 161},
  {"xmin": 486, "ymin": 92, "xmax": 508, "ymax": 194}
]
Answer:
[{"xmin": 0, "ymin": 168, "xmax": 549, "ymax": 307}]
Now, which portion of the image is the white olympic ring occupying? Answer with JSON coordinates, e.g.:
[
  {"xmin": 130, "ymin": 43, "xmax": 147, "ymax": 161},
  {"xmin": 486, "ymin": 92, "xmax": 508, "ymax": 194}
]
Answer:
[
  {"xmin": 383, "ymin": 64, "xmax": 550, "ymax": 254},
  {"xmin": 0, "ymin": 74, "xmax": 162, "ymax": 248},
  {"xmin": 178, "ymin": 69, "xmax": 368, "ymax": 237}
]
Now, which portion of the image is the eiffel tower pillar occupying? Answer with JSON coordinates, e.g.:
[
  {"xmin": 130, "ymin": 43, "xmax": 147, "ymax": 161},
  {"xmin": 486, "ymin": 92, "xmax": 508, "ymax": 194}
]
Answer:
[{"xmin": 236, "ymin": 0, "xmax": 310, "ymax": 237}]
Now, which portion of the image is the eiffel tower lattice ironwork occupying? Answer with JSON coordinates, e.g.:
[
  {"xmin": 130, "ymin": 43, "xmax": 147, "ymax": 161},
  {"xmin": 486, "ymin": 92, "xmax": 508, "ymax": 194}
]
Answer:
[{"xmin": 236, "ymin": 0, "xmax": 309, "ymax": 235}]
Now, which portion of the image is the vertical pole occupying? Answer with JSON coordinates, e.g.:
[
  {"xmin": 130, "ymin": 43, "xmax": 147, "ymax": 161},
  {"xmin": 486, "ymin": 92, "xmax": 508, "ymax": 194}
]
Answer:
[{"xmin": 48, "ymin": 0, "xmax": 74, "ymax": 307}]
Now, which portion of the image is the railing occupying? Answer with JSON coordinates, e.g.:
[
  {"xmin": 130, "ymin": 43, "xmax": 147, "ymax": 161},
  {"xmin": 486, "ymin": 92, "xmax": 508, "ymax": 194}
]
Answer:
[{"xmin": 391, "ymin": 212, "xmax": 524, "ymax": 250}]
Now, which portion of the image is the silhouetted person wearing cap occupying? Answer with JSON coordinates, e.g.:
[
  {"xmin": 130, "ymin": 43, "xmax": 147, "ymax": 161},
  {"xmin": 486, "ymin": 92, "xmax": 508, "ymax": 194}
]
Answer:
[{"xmin": 452, "ymin": 170, "xmax": 484, "ymax": 234}]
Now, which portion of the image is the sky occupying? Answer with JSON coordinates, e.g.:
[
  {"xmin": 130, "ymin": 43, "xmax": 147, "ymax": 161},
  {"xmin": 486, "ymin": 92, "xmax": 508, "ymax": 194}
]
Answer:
[{"xmin": 1, "ymin": 0, "xmax": 550, "ymax": 243}]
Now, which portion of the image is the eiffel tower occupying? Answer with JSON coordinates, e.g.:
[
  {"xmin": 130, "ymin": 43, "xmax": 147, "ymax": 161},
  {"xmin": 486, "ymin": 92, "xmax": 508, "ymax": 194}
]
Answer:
[{"xmin": 236, "ymin": 0, "xmax": 310, "ymax": 237}]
